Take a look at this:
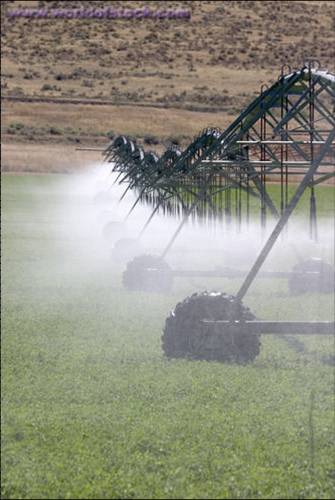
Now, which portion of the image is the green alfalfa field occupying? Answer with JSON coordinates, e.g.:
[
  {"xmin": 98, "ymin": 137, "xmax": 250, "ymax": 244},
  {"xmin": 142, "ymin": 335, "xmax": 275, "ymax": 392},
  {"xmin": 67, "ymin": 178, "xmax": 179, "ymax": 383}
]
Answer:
[{"xmin": 1, "ymin": 173, "xmax": 334, "ymax": 499}]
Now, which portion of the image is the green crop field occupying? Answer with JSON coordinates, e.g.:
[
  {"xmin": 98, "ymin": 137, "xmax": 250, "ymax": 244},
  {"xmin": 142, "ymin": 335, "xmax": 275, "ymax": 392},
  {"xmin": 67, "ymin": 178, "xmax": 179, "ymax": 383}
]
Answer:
[{"xmin": 1, "ymin": 174, "xmax": 334, "ymax": 499}]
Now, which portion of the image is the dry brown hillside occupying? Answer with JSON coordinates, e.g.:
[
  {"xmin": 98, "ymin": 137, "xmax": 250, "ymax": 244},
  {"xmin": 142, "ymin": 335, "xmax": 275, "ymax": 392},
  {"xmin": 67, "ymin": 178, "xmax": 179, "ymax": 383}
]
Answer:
[{"xmin": 1, "ymin": 0, "xmax": 334, "ymax": 159}]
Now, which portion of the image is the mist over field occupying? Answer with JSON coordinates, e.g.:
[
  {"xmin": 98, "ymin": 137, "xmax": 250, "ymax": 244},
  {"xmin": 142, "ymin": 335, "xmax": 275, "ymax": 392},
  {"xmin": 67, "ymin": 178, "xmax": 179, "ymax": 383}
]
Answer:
[
  {"xmin": 4, "ymin": 164, "xmax": 334, "ymax": 312},
  {"xmin": 2, "ymin": 170, "xmax": 334, "ymax": 499},
  {"xmin": 29, "ymin": 164, "xmax": 335, "ymax": 278}
]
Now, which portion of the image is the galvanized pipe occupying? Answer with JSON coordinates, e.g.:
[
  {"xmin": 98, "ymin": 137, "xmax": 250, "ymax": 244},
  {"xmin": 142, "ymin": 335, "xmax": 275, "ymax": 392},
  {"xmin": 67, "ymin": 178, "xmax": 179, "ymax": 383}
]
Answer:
[{"xmin": 202, "ymin": 320, "xmax": 335, "ymax": 335}]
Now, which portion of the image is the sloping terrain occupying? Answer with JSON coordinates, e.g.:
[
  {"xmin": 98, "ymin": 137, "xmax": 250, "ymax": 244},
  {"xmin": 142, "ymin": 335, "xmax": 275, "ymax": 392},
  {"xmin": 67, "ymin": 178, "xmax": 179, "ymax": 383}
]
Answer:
[
  {"xmin": 2, "ymin": 0, "xmax": 334, "ymax": 107},
  {"xmin": 1, "ymin": 0, "xmax": 334, "ymax": 168}
]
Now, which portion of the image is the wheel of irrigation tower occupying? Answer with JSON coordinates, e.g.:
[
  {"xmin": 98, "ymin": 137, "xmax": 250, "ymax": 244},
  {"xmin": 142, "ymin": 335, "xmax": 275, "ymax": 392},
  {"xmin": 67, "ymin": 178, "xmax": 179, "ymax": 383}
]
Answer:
[
  {"xmin": 289, "ymin": 258, "xmax": 335, "ymax": 295},
  {"xmin": 123, "ymin": 254, "xmax": 173, "ymax": 292},
  {"xmin": 162, "ymin": 292, "xmax": 260, "ymax": 363},
  {"xmin": 111, "ymin": 238, "xmax": 142, "ymax": 262}
]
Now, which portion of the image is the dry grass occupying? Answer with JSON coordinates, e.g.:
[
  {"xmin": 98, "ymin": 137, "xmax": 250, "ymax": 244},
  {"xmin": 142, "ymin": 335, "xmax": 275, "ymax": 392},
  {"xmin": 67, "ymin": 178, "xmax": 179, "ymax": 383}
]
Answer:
[
  {"xmin": 1, "ymin": 100, "xmax": 232, "ymax": 173},
  {"xmin": 1, "ymin": 142, "xmax": 101, "ymax": 173},
  {"xmin": 2, "ymin": 1, "xmax": 334, "ymax": 107},
  {"xmin": 1, "ymin": 99, "xmax": 232, "ymax": 143},
  {"xmin": 1, "ymin": 0, "xmax": 334, "ymax": 171}
]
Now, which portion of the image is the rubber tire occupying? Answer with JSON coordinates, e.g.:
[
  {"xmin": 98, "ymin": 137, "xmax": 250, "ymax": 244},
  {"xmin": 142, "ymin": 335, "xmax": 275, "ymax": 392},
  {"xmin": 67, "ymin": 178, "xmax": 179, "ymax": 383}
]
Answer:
[
  {"xmin": 289, "ymin": 258, "xmax": 334, "ymax": 294},
  {"xmin": 123, "ymin": 254, "xmax": 173, "ymax": 292},
  {"xmin": 162, "ymin": 291, "xmax": 260, "ymax": 363}
]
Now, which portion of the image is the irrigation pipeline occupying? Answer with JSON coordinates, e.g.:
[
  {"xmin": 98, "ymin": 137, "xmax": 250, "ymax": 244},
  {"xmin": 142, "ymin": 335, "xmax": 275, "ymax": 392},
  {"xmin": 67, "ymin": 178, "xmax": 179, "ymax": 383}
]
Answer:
[{"xmin": 102, "ymin": 63, "xmax": 334, "ymax": 237}]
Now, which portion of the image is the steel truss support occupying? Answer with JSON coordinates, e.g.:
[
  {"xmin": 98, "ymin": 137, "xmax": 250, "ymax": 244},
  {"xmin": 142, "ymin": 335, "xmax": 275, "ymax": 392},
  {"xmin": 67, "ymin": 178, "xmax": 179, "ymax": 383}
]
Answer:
[
  {"xmin": 235, "ymin": 128, "xmax": 335, "ymax": 302},
  {"xmin": 102, "ymin": 64, "xmax": 334, "ymax": 254}
]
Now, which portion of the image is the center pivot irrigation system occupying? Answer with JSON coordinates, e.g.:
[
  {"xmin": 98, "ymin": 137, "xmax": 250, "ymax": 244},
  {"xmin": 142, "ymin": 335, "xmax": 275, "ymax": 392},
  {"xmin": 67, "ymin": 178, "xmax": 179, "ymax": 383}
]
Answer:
[{"xmin": 97, "ymin": 62, "xmax": 335, "ymax": 363}]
